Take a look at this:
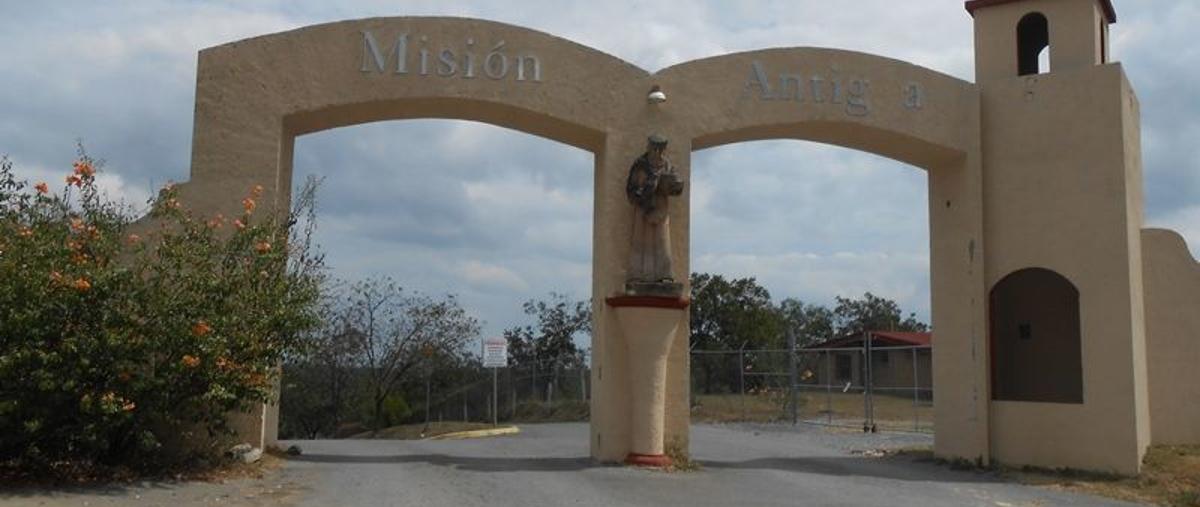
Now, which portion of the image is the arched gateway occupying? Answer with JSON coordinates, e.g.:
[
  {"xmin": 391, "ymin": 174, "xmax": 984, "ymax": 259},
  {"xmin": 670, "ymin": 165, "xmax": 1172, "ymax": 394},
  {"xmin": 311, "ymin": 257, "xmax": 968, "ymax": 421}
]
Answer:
[{"xmin": 163, "ymin": 0, "xmax": 1200, "ymax": 474}]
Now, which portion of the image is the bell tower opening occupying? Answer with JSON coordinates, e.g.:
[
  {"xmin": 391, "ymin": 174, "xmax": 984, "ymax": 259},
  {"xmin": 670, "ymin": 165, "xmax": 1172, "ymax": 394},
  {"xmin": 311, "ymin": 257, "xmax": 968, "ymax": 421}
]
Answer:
[
  {"xmin": 967, "ymin": 0, "xmax": 1116, "ymax": 82},
  {"xmin": 1017, "ymin": 12, "xmax": 1049, "ymax": 76}
]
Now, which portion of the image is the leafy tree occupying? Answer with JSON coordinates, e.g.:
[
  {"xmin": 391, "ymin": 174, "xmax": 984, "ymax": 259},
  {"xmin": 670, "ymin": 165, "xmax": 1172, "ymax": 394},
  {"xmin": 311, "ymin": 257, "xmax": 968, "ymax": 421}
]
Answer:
[
  {"xmin": 832, "ymin": 292, "xmax": 929, "ymax": 335},
  {"xmin": 334, "ymin": 278, "xmax": 480, "ymax": 431},
  {"xmin": 504, "ymin": 293, "xmax": 590, "ymax": 366},
  {"xmin": 688, "ymin": 273, "xmax": 785, "ymax": 393},
  {"xmin": 280, "ymin": 288, "xmax": 363, "ymax": 439},
  {"xmin": 689, "ymin": 273, "xmax": 784, "ymax": 350},
  {"xmin": 777, "ymin": 298, "xmax": 835, "ymax": 346},
  {"xmin": 503, "ymin": 292, "xmax": 591, "ymax": 400}
]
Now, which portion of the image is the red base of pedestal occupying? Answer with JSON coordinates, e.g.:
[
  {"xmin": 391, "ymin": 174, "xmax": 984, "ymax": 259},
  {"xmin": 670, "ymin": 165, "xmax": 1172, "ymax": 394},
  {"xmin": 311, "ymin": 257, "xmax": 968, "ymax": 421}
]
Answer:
[{"xmin": 625, "ymin": 453, "xmax": 672, "ymax": 467}]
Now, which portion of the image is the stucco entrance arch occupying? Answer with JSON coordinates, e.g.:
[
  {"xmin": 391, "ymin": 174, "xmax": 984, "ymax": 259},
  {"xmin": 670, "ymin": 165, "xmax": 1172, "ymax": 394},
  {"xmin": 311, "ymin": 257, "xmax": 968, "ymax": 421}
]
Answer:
[
  {"xmin": 649, "ymin": 48, "xmax": 987, "ymax": 464},
  {"xmin": 172, "ymin": 1, "xmax": 1197, "ymax": 475},
  {"xmin": 177, "ymin": 14, "xmax": 986, "ymax": 465}
]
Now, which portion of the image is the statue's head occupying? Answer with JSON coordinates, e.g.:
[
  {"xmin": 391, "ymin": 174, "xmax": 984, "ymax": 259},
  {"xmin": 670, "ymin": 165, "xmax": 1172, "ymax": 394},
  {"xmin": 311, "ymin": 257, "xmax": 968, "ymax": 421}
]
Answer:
[{"xmin": 647, "ymin": 134, "xmax": 668, "ymax": 164}]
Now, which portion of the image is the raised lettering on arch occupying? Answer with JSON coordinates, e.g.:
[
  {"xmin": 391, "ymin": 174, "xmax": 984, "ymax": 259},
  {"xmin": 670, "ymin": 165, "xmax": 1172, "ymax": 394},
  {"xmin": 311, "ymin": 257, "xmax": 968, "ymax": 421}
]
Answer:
[{"xmin": 359, "ymin": 30, "xmax": 543, "ymax": 83}]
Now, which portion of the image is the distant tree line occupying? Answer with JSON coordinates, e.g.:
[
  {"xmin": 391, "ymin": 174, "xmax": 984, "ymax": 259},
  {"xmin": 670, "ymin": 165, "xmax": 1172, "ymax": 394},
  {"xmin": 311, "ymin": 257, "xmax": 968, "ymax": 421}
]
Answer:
[
  {"xmin": 280, "ymin": 284, "xmax": 589, "ymax": 439},
  {"xmin": 689, "ymin": 272, "xmax": 928, "ymax": 394},
  {"xmin": 281, "ymin": 270, "xmax": 925, "ymax": 436}
]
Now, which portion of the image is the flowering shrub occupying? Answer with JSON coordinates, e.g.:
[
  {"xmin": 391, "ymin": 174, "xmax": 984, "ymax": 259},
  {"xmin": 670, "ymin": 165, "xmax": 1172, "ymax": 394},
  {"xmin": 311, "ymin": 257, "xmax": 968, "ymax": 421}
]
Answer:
[{"xmin": 0, "ymin": 153, "xmax": 323, "ymax": 470}]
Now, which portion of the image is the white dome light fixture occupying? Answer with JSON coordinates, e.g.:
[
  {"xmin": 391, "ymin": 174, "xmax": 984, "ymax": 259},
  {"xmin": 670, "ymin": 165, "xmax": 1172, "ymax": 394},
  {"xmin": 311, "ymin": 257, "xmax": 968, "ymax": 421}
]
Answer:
[{"xmin": 648, "ymin": 85, "xmax": 666, "ymax": 104}]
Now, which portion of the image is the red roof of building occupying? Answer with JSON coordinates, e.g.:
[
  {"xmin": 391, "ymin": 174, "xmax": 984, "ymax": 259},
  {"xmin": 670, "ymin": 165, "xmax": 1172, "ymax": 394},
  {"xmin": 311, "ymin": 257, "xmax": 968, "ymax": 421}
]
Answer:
[
  {"xmin": 805, "ymin": 330, "xmax": 932, "ymax": 349},
  {"xmin": 964, "ymin": 0, "xmax": 1116, "ymax": 24},
  {"xmin": 871, "ymin": 331, "xmax": 932, "ymax": 346}
]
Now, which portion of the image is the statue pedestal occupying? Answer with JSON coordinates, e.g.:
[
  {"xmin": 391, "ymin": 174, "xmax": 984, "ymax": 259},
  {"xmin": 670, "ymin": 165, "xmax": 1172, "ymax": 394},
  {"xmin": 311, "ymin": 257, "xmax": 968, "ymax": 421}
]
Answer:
[{"xmin": 606, "ymin": 295, "xmax": 689, "ymax": 467}]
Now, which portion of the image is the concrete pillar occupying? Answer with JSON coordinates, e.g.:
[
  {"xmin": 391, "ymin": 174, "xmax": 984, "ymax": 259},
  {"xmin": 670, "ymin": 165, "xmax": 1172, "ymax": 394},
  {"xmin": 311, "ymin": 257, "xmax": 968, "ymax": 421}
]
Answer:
[{"xmin": 610, "ymin": 302, "xmax": 686, "ymax": 466}]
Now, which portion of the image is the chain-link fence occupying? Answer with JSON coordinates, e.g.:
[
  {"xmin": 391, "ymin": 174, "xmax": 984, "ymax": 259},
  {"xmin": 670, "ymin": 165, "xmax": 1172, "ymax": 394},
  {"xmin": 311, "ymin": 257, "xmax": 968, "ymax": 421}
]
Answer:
[
  {"xmin": 419, "ymin": 357, "xmax": 591, "ymax": 426},
  {"xmin": 691, "ymin": 338, "xmax": 933, "ymax": 433},
  {"xmin": 412, "ymin": 340, "xmax": 932, "ymax": 433}
]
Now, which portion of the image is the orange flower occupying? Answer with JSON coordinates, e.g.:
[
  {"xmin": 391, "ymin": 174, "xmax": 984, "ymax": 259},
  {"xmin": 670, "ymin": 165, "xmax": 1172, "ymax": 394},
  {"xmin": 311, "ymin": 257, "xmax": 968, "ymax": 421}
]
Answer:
[
  {"xmin": 247, "ymin": 372, "xmax": 267, "ymax": 387},
  {"xmin": 126, "ymin": 233, "xmax": 141, "ymax": 244},
  {"xmin": 254, "ymin": 241, "xmax": 272, "ymax": 253},
  {"xmin": 233, "ymin": 219, "xmax": 246, "ymax": 230},
  {"xmin": 191, "ymin": 320, "xmax": 211, "ymax": 337},
  {"xmin": 121, "ymin": 400, "xmax": 136, "ymax": 412},
  {"xmin": 49, "ymin": 271, "xmax": 63, "ymax": 284},
  {"xmin": 181, "ymin": 355, "xmax": 201, "ymax": 368},
  {"xmin": 73, "ymin": 277, "xmax": 91, "ymax": 292},
  {"xmin": 34, "ymin": 182, "xmax": 48, "ymax": 194},
  {"xmin": 65, "ymin": 174, "xmax": 81, "ymax": 187},
  {"xmin": 69, "ymin": 218, "xmax": 84, "ymax": 232},
  {"xmin": 242, "ymin": 197, "xmax": 256, "ymax": 214},
  {"xmin": 72, "ymin": 161, "xmax": 95, "ymax": 178},
  {"xmin": 251, "ymin": 185, "xmax": 264, "ymax": 198}
]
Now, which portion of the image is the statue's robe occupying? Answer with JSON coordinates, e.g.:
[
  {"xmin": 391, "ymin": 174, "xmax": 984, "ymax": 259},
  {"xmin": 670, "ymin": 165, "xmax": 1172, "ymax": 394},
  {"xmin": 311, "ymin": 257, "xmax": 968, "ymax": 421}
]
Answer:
[{"xmin": 625, "ymin": 154, "xmax": 677, "ymax": 282}]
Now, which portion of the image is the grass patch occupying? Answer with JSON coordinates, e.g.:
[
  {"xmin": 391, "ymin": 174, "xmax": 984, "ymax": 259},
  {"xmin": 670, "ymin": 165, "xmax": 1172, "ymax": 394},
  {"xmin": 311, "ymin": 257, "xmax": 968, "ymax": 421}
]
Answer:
[
  {"xmin": 690, "ymin": 392, "xmax": 933, "ymax": 431},
  {"xmin": 691, "ymin": 393, "xmax": 782, "ymax": 423},
  {"xmin": 891, "ymin": 444, "xmax": 1200, "ymax": 507},
  {"xmin": 664, "ymin": 439, "xmax": 701, "ymax": 472},
  {"xmin": 1026, "ymin": 444, "xmax": 1200, "ymax": 507},
  {"xmin": 510, "ymin": 400, "xmax": 589, "ymax": 423}
]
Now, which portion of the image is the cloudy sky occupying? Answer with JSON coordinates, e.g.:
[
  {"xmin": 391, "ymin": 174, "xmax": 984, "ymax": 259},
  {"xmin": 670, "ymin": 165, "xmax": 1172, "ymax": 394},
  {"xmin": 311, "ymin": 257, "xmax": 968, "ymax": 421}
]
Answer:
[{"xmin": 2, "ymin": 1, "xmax": 1198, "ymax": 340}]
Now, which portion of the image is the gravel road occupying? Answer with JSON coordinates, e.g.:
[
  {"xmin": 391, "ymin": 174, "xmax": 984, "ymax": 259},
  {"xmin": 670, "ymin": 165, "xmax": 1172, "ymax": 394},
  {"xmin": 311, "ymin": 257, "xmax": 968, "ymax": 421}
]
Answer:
[{"xmin": 1, "ymin": 422, "xmax": 1146, "ymax": 507}]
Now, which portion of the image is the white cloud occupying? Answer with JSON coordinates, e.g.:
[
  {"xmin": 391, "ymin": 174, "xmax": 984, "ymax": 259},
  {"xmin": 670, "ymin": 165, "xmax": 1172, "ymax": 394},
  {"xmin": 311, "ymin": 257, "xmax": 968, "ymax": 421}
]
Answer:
[
  {"xmin": 460, "ymin": 260, "xmax": 530, "ymax": 292},
  {"xmin": 5, "ymin": 157, "xmax": 153, "ymax": 214},
  {"xmin": 2, "ymin": 1, "xmax": 1198, "ymax": 339}
]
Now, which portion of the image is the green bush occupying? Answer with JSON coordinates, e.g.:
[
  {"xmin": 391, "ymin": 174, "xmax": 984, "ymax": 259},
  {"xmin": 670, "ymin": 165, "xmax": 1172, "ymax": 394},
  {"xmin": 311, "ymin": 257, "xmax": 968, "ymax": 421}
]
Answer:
[
  {"xmin": 378, "ymin": 394, "xmax": 413, "ymax": 429},
  {"xmin": 0, "ymin": 153, "xmax": 323, "ymax": 470},
  {"xmin": 355, "ymin": 393, "xmax": 413, "ymax": 431}
]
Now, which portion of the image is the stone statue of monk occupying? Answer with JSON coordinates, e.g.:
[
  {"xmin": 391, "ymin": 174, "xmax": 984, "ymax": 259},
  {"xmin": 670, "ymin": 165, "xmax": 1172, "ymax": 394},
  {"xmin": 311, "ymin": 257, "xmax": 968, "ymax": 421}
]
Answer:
[{"xmin": 625, "ymin": 134, "xmax": 684, "ymax": 293}]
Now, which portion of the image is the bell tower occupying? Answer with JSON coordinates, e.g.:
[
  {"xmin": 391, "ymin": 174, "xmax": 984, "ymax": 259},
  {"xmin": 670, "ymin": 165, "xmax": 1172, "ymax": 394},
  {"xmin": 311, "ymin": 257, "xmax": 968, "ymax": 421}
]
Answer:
[
  {"xmin": 960, "ymin": 0, "xmax": 1154, "ymax": 474},
  {"xmin": 967, "ymin": 0, "xmax": 1115, "ymax": 82}
]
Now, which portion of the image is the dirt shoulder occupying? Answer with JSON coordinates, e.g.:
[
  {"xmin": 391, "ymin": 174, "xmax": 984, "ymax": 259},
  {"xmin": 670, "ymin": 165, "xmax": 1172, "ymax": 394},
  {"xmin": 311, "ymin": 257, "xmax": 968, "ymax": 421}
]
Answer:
[
  {"xmin": 0, "ymin": 454, "xmax": 302, "ymax": 507},
  {"xmin": 893, "ymin": 444, "xmax": 1199, "ymax": 507}
]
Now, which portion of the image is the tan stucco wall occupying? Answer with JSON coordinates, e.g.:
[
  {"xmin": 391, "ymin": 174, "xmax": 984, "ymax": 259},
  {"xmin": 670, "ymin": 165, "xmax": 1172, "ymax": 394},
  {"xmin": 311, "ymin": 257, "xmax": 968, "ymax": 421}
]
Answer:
[
  {"xmin": 872, "ymin": 349, "xmax": 933, "ymax": 390},
  {"xmin": 656, "ymin": 46, "xmax": 989, "ymax": 466},
  {"xmin": 808, "ymin": 348, "xmax": 932, "ymax": 391},
  {"xmin": 973, "ymin": 0, "xmax": 1109, "ymax": 82},
  {"xmin": 812, "ymin": 351, "xmax": 862, "ymax": 387},
  {"xmin": 611, "ymin": 305, "xmax": 684, "ymax": 456},
  {"xmin": 172, "ymin": 17, "xmax": 986, "ymax": 463},
  {"xmin": 165, "ymin": 4, "xmax": 1197, "ymax": 474},
  {"xmin": 977, "ymin": 63, "xmax": 1148, "ymax": 474},
  {"xmin": 1142, "ymin": 228, "xmax": 1200, "ymax": 445}
]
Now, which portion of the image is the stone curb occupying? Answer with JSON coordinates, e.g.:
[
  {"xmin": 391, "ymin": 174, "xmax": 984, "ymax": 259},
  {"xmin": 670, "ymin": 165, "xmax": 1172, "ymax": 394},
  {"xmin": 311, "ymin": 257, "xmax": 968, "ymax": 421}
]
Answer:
[{"xmin": 427, "ymin": 426, "xmax": 521, "ymax": 440}]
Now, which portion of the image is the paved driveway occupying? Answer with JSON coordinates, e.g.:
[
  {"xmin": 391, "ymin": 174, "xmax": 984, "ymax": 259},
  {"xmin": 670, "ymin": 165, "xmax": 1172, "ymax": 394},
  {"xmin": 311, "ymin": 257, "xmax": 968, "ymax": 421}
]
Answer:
[
  {"xmin": 280, "ymin": 423, "xmax": 1140, "ymax": 507},
  {"xmin": 2, "ymin": 423, "xmax": 1145, "ymax": 506}
]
